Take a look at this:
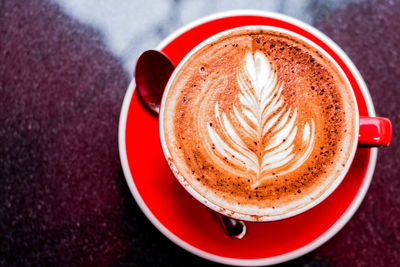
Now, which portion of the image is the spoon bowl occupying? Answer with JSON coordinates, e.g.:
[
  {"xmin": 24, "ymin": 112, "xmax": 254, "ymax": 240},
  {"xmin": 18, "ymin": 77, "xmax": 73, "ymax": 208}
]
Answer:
[{"xmin": 135, "ymin": 50, "xmax": 174, "ymax": 115}]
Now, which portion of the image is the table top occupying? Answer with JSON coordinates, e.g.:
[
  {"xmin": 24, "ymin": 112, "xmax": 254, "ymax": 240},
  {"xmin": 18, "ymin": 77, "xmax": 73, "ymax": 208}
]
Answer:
[{"xmin": 1, "ymin": 0, "xmax": 399, "ymax": 266}]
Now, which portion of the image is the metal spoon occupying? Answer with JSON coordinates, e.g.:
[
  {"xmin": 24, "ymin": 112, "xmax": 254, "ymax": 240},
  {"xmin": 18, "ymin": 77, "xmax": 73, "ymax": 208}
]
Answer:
[{"xmin": 135, "ymin": 50, "xmax": 246, "ymax": 239}]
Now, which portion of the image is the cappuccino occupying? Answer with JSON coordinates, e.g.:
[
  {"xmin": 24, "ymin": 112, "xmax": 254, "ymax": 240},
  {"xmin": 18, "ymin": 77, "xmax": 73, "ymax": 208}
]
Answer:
[{"xmin": 161, "ymin": 28, "xmax": 356, "ymax": 219}]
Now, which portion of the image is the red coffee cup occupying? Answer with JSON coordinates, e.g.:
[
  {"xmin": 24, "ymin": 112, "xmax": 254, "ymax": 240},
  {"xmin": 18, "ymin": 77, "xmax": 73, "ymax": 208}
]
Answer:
[{"xmin": 159, "ymin": 25, "xmax": 392, "ymax": 222}]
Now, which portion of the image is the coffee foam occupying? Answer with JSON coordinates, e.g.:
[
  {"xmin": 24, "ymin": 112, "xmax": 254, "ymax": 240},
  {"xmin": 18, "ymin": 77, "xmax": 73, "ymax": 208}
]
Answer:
[{"xmin": 162, "ymin": 29, "xmax": 356, "ymax": 218}]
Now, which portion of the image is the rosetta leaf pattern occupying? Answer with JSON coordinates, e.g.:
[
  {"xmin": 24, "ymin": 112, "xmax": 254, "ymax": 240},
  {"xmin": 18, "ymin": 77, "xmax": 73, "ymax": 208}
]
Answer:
[{"xmin": 207, "ymin": 51, "xmax": 314, "ymax": 187}]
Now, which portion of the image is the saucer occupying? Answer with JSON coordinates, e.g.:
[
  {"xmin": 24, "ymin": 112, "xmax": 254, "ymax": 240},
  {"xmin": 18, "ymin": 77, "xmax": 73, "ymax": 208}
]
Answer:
[{"xmin": 119, "ymin": 11, "xmax": 377, "ymax": 266}]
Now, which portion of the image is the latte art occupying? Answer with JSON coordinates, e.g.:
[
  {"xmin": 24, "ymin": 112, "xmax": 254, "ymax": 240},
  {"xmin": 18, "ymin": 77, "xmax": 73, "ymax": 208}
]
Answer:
[
  {"xmin": 206, "ymin": 51, "xmax": 315, "ymax": 188},
  {"xmin": 161, "ymin": 29, "xmax": 356, "ymax": 219}
]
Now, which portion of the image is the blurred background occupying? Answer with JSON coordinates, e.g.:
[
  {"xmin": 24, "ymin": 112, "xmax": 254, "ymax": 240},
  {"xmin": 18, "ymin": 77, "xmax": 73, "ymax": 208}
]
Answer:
[
  {"xmin": 54, "ymin": 0, "xmax": 364, "ymax": 74},
  {"xmin": 0, "ymin": 0, "xmax": 399, "ymax": 266}
]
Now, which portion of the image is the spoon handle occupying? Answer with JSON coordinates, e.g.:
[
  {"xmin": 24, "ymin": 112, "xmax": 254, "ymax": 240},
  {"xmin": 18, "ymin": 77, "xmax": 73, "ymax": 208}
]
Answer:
[{"xmin": 218, "ymin": 214, "xmax": 246, "ymax": 239}]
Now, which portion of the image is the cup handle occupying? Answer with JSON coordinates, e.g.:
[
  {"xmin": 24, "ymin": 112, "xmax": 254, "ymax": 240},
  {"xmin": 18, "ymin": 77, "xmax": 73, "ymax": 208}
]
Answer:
[{"xmin": 358, "ymin": 116, "xmax": 392, "ymax": 147}]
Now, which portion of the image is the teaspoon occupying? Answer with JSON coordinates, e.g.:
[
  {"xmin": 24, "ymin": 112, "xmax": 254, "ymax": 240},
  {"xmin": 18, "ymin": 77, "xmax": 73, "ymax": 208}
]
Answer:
[{"xmin": 135, "ymin": 49, "xmax": 246, "ymax": 239}]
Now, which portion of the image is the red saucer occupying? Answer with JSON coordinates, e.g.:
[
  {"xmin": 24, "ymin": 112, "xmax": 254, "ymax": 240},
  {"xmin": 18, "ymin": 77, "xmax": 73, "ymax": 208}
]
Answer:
[{"xmin": 119, "ymin": 11, "xmax": 377, "ymax": 266}]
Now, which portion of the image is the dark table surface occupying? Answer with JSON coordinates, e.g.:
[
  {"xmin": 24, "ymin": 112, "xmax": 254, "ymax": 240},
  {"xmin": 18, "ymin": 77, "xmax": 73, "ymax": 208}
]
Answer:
[{"xmin": 1, "ymin": 0, "xmax": 399, "ymax": 266}]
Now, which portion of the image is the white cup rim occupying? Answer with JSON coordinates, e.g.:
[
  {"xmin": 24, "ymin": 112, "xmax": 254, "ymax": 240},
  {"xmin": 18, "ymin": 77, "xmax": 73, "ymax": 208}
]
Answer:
[{"xmin": 159, "ymin": 25, "xmax": 360, "ymax": 222}]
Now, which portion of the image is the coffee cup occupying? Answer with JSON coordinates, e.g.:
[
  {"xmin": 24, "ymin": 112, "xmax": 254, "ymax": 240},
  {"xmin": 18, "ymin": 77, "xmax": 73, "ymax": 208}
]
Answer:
[{"xmin": 159, "ymin": 25, "xmax": 392, "ymax": 222}]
